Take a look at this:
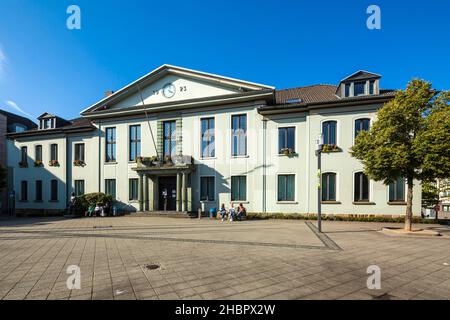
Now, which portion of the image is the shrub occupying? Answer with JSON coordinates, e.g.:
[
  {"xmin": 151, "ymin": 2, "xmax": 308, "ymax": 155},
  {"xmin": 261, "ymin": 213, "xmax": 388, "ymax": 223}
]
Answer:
[
  {"xmin": 79, "ymin": 192, "xmax": 113, "ymax": 210},
  {"xmin": 246, "ymin": 212, "xmax": 436, "ymax": 224}
]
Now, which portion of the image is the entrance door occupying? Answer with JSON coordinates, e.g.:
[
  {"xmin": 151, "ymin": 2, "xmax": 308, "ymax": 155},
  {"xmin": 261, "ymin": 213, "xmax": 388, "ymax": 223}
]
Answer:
[{"xmin": 158, "ymin": 176, "xmax": 177, "ymax": 211}]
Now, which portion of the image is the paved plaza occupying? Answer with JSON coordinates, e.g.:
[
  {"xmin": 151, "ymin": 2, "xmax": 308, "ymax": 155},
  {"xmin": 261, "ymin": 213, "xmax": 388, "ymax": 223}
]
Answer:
[{"xmin": 0, "ymin": 216, "xmax": 449, "ymax": 300}]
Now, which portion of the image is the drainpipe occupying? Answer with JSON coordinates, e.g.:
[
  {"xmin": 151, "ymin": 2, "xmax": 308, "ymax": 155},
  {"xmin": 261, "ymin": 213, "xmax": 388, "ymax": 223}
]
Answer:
[
  {"xmin": 262, "ymin": 118, "xmax": 267, "ymax": 213},
  {"xmin": 65, "ymin": 135, "xmax": 69, "ymax": 211},
  {"xmin": 98, "ymin": 121, "xmax": 102, "ymax": 193}
]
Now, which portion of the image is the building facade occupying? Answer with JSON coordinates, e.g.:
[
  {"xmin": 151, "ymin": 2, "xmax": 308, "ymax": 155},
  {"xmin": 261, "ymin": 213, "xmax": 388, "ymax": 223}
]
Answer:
[
  {"xmin": 0, "ymin": 110, "xmax": 37, "ymax": 214},
  {"xmin": 7, "ymin": 65, "xmax": 422, "ymax": 216}
]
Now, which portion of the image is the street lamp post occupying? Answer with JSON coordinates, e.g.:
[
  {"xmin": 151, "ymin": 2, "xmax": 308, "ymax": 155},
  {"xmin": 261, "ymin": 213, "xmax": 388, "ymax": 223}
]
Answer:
[{"xmin": 315, "ymin": 134, "xmax": 324, "ymax": 233}]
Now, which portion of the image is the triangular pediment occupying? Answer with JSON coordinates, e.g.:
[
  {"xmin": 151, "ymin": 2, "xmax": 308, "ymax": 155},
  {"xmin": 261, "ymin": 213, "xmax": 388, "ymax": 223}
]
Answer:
[{"xmin": 81, "ymin": 65, "xmax": 274, "ymax": 114}]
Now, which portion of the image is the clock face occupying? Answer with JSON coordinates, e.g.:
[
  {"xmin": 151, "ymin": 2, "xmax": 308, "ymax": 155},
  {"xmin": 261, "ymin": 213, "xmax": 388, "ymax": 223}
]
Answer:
[{"xmin": 162, "ymin": 83, "xmax": 176, "ymax": 98}]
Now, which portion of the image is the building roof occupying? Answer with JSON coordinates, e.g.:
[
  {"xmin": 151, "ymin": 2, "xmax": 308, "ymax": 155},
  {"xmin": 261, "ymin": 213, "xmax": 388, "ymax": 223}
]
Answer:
[
  {"xmin": 6, "ymin": 117, "xmax": 95, "ymax": 139},
  {"xmin": 0, "ymin": 109, "xmax": 37, "ymax": 131},
  {"xmin": 81, "ymin": 64, "xmax": 274, "ymax": 115},
  {"xmin": 340, "ymin": 70, "xmax": 381, "ymax": 82},
  {"xmin": 274, "ymin": 84, "xmax": 395, "ymax": 106}
]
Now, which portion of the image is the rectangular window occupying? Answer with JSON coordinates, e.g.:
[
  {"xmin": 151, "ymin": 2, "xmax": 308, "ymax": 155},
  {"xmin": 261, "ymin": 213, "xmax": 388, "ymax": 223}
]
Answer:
[
  {"xmin": 443, "ymin": 205, "xmax": 450, "ymax": 212},
  {"xmin": 74, "ymin": 180, "xmax": 85, "ymax": 197},
  {"xmin": 200, "ymin": 177, "xmax": 215, "ymax": 201},
  {"xmin": 278, "ymin": 175, "xmax": 295, "ymax": 202},
  {"xmin": 74, "ymin": 143, "xmax": 85, "ymax": 162},
  {"xmin": 201, "ymin": 118, "xmax": 215, "ymax": 158},
  {"xmin": 105, "ymin": 127, "xmax": 116, "ymax": 162},
  {"xmin": 50, "ymin": 180, "xmax": 58, "ymax": 201},
  {"xmin": 35, "ymin": 180, "xmax": 42, "ymax": 201},
  {"xmin": 105, "ymin": 179, "xmax": 116, "ymax": 199},
  {"xmin": 354, "ymin": 172, "xmax": 370, "ymax": 202},
  {"xmin": 35, "ymin": 145, "xmax": 42, "ymax": 162},
  {"xmin": 21, "ymin": 146, "xmax": 28, "ymax": 164},
  {"xmin": 369, "ymin": 80, "xmax": 375, "ymax": 94},
  {"xmin": 278, "ymin": 127, "xmax": 295, "ymax": 154},
  {"xmin": 129, "ymin": 125, "xmax": 141, "ymax": 162},
  {"xmin": 345, "ymin": 83, "xmax": 351, "ymax": 97},
  {"xmin": 163, "ymin": 121, "xmax": 177, "ymax": 158},
  {"xmin": 50, "ymin": 144, "xmax": 58, "ymax": 161},
  {"xmin": 231, "ymin": 115, "xmax": 247, "ymax": 156},
  {"xmin": 21, "ymin": 181, "xmax": 28, "ymax": 201},
  {"xmin": 129, "ymin": 178, "xmax": 138, "ymax": 201},
  {"xmin": 322, "ymin": 173, "xmax": 336, "ymax": 201},
  {"xmin": 355, "ymin": 118, "xmax": 370, "ymax": 139},
  {"xmin": 389, "ymin": 178, "xmax": 405, "ymax": 202},
  {"xmin": 354, "ymin": 81, "xmax": 366, "ymax": 96},
  {"xmin": 231, "ymin": 176, "xmax": 247, "ymax": 201},
  {"xmin": 322, "ymin": 121, "xmax": 337, "ymax": 145}
]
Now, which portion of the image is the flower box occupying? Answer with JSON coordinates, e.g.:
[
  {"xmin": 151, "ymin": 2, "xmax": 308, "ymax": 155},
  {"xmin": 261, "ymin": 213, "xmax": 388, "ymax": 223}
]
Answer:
[
  {"xmin": 322, "ymin": 144, "xmax": 342, "ymax": 153},
  {"xmin": 18, "ymin": 161, "xmax": 28, "ymax": 168},
  {"xmin": 34, "ymin": 160, "xmax": 44, "ymax": 167},
  {"xmin": 136, "ymin": 156, "xmax": 159, "ymax": 166},
  {"xmin": 73, "ymin": 160, "xmax": 86, "ymax": 167},
  {"xmin": 280, "ymin": 148, "xmax": 297, "ymax": 157},
  {"xmin": 49, "ymin": 160, "xmax": 60, "ymax": 167}
]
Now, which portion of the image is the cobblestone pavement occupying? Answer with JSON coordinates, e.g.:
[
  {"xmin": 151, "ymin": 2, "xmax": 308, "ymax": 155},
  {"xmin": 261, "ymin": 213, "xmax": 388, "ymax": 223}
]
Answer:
[{"xmin": 0, "ymin": 216, "xmax": 449, "ymax": 300}]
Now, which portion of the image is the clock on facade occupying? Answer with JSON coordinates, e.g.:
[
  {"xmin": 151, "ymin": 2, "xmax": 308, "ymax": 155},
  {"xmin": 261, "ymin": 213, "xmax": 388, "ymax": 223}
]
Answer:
[{"xmin": 162, "ymin": 83, "xmax": 176, "ymax": 98}]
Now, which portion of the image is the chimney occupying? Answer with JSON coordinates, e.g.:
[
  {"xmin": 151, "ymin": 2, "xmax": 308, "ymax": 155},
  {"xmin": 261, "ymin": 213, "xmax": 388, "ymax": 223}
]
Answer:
[{"xmin": 104, "ymin": 90, "xmax": 114, "ymax": 97}]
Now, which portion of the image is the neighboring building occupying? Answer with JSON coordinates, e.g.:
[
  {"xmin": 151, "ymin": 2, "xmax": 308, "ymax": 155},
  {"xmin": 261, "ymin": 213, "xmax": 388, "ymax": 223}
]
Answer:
[
  {"xmin": 437, "ymin": 179, "xmax": 450, "ymax": 219},
  {"xmin": 0, "ymin": 109, "xmax": 37, "ymax": 214},
  {"xmin": 7, "ymin": 65, "xmax": 422, "ymax": 216}
]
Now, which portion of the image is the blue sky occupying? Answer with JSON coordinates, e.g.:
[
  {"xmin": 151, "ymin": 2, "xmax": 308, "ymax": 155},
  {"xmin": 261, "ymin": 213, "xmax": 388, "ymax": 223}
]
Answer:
[{"xmin": 0, "ymin": 0, "xmax": 449, "ymax": 121}]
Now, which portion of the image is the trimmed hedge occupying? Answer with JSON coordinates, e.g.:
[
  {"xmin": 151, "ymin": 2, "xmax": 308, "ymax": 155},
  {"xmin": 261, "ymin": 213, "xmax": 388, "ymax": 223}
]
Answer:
[{"xmin": 246, "ymin": 212, "xmax": 437, "ymax": 224}]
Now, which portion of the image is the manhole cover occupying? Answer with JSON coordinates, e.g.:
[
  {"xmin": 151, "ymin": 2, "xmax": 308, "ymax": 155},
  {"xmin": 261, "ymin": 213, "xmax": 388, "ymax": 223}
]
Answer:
[{"xmin": 144, "ymin": 264, "xmax": 160, "ymax": 270}]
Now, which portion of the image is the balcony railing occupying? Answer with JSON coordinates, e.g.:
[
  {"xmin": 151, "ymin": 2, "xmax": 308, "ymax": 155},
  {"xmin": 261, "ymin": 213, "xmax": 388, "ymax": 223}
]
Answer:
[{"xmin": 135, "ymin": 155, "xmax": 193, "ymax": 168}]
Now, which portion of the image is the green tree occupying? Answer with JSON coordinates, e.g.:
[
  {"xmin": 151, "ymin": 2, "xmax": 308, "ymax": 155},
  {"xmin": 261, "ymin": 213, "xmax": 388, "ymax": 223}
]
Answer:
[
  {"xmin": 0, "ymin": 164, "xmax": 6, "ymax": 190},
  {"xmin": 421, "ymin": 181, "xmax": 439, "ymax": 208},
  {"xmin": 351, "ymin": 79, "xmax": 450, "ymax": 231}
]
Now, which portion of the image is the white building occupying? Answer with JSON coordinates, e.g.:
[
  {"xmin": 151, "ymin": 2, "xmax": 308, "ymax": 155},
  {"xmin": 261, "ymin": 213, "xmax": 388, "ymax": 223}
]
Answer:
[{"xmin": 7, "ymin": 65, "xmax": 421, "ymax": 216}]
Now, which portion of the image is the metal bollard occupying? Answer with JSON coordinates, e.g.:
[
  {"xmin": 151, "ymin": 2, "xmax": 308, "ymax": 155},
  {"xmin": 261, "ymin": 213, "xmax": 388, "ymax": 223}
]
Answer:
[{"xmin": 198, "ymin": 208, "xmax": 202, "ymax": 219}]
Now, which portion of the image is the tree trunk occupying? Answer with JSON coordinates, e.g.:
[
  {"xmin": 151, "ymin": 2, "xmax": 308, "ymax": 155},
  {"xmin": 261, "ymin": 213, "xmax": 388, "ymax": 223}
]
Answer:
[{"xmin": 405, "ymin": 177, "xmax": 414, "ymax": 231}]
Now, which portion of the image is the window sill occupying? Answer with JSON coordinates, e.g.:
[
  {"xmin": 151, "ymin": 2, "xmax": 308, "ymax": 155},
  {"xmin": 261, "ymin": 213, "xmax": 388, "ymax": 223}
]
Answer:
[
  {"xmin": 200, "ymin": 200, "xmax": 216, "ymax": 203},
  {"xmin": 128, "ymin": 200, "xmax": 139, "ymax": 203},
  {"xmin": 49, "ymin": 200, "xmax": 59, "ymax": 203},
  {"xmin": 387, "ymin": 201, "xmax": 407, "ymax": 206},
  {"xmin": 18, "ymin": 200, "xmax": 28, "ymax": 203},
  {"xmin": 105, "ymin": 162, "xmax": 118, "ymax": 165},
  {"xmin": 200, "ymin": 157, "xmax": 217, "ymax": 160},
  {"xmin": 34, "ymin": 200, "xmax": 43, "ymax": 203},
  {"xmin": 321, "ymin": 201, "xmax": 341, "ymax": 205},
  {"xmin": 353, "ymin": 201, "xmax": 376, "ymax": 205},
  {"xmin": 231, "ymin": 155, "xmax": 249, "ymax": 159},
  {"xmin": 231, "ymin": 201, "xmax": 249, "ymax": 204},
  {"xmin": 277, "ymin": 201, "xmax": 298, "ymax": 204}
]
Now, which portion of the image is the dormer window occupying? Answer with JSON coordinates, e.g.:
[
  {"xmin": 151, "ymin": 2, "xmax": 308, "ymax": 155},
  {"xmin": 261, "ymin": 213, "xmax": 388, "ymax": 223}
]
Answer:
[
  {"xmin": 37, "ymin": 113, "xmax": 59, "ymax": 130},
  {"xmin": 337, "ymin": 71, "xmax": 381, "ymax": 98}
]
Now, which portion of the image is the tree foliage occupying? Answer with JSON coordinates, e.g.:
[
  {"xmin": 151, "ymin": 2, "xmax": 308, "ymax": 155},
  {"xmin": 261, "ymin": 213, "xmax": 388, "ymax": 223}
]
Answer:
[
  {"xmin": 351, "ymin": 79, "xmax": 450, "ymax": 230},
  {"xmin": 421, "ymin": 181, "xmax": 440, "ymax": 208}
]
